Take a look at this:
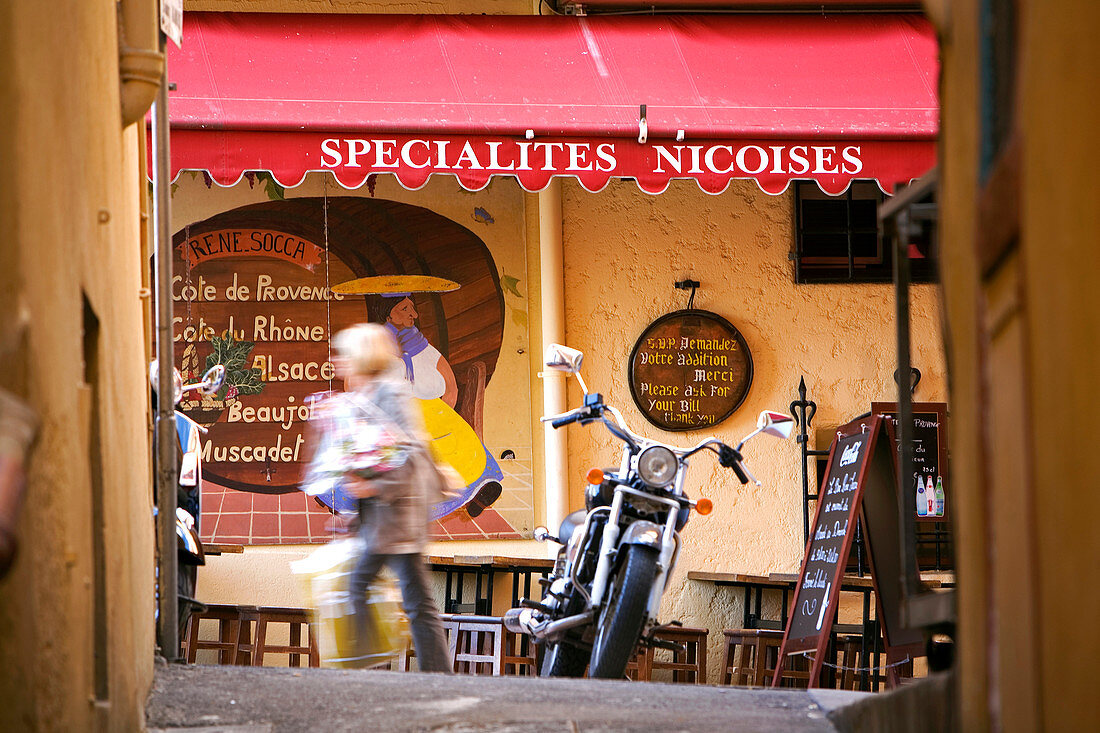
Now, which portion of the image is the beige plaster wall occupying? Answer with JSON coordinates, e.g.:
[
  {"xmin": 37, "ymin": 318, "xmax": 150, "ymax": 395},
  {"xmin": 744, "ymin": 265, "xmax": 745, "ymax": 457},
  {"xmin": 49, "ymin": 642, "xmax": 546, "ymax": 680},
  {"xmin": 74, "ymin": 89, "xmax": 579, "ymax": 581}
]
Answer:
[
  {"xmin": 0, "ymin": 1, "xmax": 155, "ymax": 730},
  {"xmin": 559, "ymin": 177, "xmax": 947, "ymax": 679}
]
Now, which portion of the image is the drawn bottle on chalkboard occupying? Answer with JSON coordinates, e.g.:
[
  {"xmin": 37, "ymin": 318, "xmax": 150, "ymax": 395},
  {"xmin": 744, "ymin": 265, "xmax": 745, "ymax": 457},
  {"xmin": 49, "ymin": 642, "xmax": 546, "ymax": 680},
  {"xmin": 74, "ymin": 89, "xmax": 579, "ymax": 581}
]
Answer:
[
  {"xmin": 934, "ymin": 476, "xmax": 945, "ymax": 517},
  {"xmin": 916, "ymin": 474, "xmax": 928, "ymax": 517}
]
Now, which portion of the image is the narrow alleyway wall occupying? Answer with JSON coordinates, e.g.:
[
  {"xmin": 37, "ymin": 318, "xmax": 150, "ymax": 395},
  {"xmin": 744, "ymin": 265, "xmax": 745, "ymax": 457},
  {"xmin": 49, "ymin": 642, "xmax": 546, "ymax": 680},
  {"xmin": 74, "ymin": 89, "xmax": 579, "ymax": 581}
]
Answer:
[{"xmin": 0, "ymin": 1, "xmax": 156, "ymax": 730}]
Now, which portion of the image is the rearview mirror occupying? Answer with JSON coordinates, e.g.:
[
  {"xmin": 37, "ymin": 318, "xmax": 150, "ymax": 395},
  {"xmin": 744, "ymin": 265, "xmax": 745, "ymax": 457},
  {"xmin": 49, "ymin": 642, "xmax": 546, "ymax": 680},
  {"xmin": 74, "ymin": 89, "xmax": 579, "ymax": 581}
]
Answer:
[
  {"xmin": 199, "ymin": 364, "xmax": 226, "ymax": 396},
  {"xmin": 757, "ymin": 410, "xmax": 795, "ymax": 439},
  {"xmin": 544, "ymin": 344, "xmax": 584, "ymax": 374},
  {"xmin": 149, "ymin": 360, "xmax": 184, "ymax": 405}
]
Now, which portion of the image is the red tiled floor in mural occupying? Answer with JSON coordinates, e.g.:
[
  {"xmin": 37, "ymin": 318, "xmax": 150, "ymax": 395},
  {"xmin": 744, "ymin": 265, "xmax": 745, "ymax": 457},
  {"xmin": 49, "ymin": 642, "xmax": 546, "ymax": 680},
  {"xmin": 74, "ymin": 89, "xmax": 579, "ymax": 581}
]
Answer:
[
  {"xmin": 307, "ymin": 511, "xmax": 333, "ymax": 538},
  {"xmin": 467, "ymin": 510, "xmax": 515, "ymax": 536},
  {"xmin": 280, "ymin": 513, "xmax": 310, "ymax": 538},
  {"xmin": 214, "ymin": 513, "xmax": 251, "ymax": 538},
  {"xmin": 435, "ymin": 514, "xmax": 472, "ymax": 537},
  {"xmin": 279, "ymin": 492, "xmax": 309, "ymax": 512},
  {"xmin": 218, "ymin": 490, "xmax": 254, "ymax": 513},
  {"xmin": 430, "ymin": 508, "xmax": 522, "ymax": 540},
  {"xmin": 202, "ymin": 479, "xmax": 522, "ymax": 545},
  {"xmin": 250, "ymin": 512, "xmax": 279, "ymax": 538},
  {"xmin": 202, "ymin": 490, "xmax": 224, "ymax": 514}
]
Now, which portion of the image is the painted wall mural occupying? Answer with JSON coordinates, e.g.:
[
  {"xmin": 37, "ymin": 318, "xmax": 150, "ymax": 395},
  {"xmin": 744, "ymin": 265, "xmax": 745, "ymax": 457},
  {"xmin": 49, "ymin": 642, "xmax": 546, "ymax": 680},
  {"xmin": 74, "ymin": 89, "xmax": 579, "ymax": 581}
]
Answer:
[{"xmin": 170, "ymin": 197, "xmax": 532, "ymax": 544}]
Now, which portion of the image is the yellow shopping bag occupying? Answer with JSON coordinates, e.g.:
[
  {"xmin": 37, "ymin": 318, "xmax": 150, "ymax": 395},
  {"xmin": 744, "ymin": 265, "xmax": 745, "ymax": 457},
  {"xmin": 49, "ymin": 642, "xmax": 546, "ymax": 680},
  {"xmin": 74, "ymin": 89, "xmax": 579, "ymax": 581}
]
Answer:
[{"xmin": 291, "ymin": 538, "xmax": 409, "ymax": 669}]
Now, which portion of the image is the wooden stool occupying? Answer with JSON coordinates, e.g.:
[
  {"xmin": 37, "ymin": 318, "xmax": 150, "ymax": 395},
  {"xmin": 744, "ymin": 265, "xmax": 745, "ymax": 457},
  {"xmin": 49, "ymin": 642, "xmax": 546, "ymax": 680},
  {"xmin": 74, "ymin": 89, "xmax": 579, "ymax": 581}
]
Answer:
[
  {"xmin": 244, "ymin": 606, "xmax": 319, "ymax": 668},
  {"xmin": 756, "ymin": 629, "xmax": 811, "ymax": 688},
  {"xmin": 648, "ymin": 625, "xmax": 708, "ymax": 683},
  {"xmin": 396, "ymin": 636, "xmax": 416, "ymax": 671},
  {"xmin": 625, "ymin": 648, "xmax": 651, "ymax": 681},
  {"xmin": 720, "ymin": 629, "xmax": 760, "ymax": 685},
  {"xmin": 502, "ymin": 629, "xmax": 538, "ymax": 676},
  {"xmin": 834, "ymin": 634, "xmax": 864, "ymax": 690},
  {"xmin": 182, "ymin": 604, "xmax": 257, "ymax": 665},
  {"xmin": 450, "ymin": 615, "xmax": 504, "ymax": 675},
  {"xmin": 718, "ymin": 629, "xmax": 809, "ymax": 687}
]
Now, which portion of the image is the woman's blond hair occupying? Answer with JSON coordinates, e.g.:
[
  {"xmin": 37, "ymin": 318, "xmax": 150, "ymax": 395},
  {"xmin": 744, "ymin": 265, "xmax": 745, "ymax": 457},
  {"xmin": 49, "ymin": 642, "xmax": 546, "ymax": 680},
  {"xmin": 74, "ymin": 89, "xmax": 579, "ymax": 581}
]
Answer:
[{"xmin": 332, "ymin": 323, "xmax": 400, "ymax": 377}]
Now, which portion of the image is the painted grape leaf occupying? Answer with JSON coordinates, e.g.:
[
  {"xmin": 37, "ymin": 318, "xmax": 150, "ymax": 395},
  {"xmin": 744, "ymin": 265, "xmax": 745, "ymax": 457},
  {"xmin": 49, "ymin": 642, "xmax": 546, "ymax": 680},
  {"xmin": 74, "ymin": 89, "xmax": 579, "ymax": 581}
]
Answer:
[
  {"xmin": 500, "ymin": 272, "xmax": 523, "ymax": 299},
  {"xmin": 256, "ymin": 172, "xmax": 285, "ymax": 201},
  {"xmin": 205, "ymin": 332, "xmax": 265, "ymax": 398}
]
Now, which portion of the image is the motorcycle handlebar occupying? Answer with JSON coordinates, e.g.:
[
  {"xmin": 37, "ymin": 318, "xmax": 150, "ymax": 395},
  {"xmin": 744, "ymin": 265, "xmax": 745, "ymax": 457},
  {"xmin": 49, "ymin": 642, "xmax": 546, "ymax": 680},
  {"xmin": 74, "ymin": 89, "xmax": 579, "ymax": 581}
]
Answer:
[
  {"xmin": 544, "ymin": 396, "xmax": 769, "ymax": 485},
  {"xmin": 551, "ymin": 413, "xmax": 581, "ymax": 429}
]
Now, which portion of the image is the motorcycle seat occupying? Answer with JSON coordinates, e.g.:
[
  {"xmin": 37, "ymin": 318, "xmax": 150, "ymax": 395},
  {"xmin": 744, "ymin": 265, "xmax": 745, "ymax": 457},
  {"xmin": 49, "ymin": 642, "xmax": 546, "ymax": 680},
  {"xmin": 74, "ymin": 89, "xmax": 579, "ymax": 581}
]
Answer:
[{"xmin": 557, "ymin": 509, "xmax": 587, "ymax": 545}]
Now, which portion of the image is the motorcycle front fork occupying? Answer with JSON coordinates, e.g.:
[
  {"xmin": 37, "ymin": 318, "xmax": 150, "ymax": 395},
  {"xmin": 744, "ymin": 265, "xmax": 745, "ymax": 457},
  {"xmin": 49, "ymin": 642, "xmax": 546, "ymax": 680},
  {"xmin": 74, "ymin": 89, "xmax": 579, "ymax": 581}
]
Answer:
[
  {"xmin": 588, "ymin": 489, "xmax": 682, "ymax": 617},
  {"xmin": 588, "ymin": 492, "xmax": 624, "ymax": 607}
]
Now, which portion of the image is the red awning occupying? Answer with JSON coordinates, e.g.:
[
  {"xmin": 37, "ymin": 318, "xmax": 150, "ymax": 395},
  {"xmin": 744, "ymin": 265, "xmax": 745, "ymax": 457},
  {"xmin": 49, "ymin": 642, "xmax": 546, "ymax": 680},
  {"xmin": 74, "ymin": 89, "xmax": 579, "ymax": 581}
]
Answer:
[{"xmin": 165, "ymin": 12, "xmax": 938, "ymax": 195}]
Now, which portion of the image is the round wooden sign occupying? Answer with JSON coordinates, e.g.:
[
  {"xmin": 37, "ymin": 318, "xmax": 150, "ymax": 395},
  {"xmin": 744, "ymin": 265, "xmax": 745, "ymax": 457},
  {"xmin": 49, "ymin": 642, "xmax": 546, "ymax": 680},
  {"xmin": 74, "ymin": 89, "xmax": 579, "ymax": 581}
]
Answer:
[{"xmin": 628, "ymin": 310, "xmax": 753, "ymax": 432}]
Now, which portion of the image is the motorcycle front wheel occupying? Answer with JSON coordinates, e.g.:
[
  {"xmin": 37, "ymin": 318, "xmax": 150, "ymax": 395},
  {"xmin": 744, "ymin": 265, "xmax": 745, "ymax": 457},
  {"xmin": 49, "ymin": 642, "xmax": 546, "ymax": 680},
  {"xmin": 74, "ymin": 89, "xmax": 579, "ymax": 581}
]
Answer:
[
  {"xmin": 588, "ymin": 544, "xmax": 659, "ymax": 679},
  {"xmin": 540, "ymin": 638, "xmax": 591, "ymax": 677}
]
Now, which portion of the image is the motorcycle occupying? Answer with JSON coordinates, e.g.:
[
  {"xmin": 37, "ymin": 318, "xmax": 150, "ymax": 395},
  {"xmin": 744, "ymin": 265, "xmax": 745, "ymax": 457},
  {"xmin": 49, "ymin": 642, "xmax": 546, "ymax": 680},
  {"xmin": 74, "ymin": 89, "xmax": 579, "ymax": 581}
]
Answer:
[
  {"xmin": 504, "ymin": 344, "xmax": 793, "ymax": 679},
  {"xmin": 150, "ymin": 361, "xmax": 225, "ymax": 639}
]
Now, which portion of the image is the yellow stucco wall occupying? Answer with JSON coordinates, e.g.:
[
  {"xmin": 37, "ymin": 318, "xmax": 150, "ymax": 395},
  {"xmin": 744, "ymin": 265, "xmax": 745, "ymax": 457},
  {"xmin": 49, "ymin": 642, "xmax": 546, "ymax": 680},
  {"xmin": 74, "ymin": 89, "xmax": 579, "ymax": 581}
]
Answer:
[
  {"xmin": 191, "ymin": 172, "xmax": 947, "ymax": 682},
  {"xmin": 0, "ymin": 2, "xmax": 155, "ymax": 730},
  {"xmin": 559, "ymin": 177, "xmax": 946, "ymax": 678}
]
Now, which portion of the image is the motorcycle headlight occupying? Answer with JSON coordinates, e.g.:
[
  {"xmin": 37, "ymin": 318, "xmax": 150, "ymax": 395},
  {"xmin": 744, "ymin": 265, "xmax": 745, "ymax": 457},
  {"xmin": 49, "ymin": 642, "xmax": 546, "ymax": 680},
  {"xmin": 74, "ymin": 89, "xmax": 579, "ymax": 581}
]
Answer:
[{"xmin": 637, "ymin": 446, "xmax": 678, "ymax": 487}]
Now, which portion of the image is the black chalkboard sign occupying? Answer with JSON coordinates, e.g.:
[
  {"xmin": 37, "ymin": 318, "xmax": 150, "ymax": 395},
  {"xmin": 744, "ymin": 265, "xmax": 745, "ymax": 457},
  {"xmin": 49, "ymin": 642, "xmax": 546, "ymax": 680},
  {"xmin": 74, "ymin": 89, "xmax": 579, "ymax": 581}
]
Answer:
[
  {"xmin": 871, "ymin": 402, "xmax": 949, "ymax": 523},
  {"xmin": 774, "ymin": 414, "xmax": 924, "ymax": 688},
  {"xmin": 782, "ymin": 425, "xmax": 871, "ymax": 653}
]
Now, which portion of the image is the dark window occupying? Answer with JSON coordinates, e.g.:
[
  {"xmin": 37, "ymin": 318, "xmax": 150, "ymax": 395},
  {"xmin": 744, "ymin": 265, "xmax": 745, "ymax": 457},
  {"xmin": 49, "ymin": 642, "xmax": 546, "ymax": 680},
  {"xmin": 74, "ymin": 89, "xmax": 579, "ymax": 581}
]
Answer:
[{"xmin": 792, "ymin": 180, "xmax": 937, "ymax": 284}]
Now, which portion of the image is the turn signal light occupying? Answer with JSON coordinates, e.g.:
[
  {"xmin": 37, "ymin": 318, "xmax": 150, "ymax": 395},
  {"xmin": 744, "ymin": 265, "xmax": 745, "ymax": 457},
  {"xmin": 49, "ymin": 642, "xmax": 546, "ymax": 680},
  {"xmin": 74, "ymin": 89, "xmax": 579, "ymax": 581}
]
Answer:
[
  {"xmin": 586, "ymin": 468, "xmax": 605, "ymax": 485},
  {"xmin": 695, "ymin": 497, "xmax": 713, "ymax": 516}
]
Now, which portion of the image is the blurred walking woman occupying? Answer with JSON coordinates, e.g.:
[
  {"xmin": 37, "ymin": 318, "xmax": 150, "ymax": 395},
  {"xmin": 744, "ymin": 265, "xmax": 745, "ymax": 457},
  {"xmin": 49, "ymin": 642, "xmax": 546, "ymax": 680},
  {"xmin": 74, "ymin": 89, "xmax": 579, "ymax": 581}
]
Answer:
[{"xmin": 332, "ymin": 323, "xmax": 451, "ymax": 673}]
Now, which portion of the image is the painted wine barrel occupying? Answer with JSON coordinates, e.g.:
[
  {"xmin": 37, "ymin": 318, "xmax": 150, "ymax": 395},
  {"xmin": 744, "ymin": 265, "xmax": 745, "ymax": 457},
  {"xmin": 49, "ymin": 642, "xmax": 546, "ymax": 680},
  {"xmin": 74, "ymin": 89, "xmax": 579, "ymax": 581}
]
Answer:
[{"xmin": 171, "ymin": 196, "xmax": 505, "ymax": 494}]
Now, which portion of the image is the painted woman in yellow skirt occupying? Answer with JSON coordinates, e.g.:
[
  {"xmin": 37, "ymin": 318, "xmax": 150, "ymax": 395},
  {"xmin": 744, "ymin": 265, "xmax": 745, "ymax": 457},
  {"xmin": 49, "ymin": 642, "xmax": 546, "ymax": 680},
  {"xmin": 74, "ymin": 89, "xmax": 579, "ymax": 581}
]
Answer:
[{"xmin": 369, "ymin": 293, "xmax": 503, "ymax": 520}]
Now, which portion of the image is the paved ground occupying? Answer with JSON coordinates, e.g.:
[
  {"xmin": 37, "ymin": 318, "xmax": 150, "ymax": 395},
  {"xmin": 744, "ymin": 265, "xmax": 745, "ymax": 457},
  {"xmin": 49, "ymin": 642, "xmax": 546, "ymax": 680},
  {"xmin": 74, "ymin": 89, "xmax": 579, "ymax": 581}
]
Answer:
[{"xmin": 146, "ymin": 661, "xmax": 870, "ymax": 733}]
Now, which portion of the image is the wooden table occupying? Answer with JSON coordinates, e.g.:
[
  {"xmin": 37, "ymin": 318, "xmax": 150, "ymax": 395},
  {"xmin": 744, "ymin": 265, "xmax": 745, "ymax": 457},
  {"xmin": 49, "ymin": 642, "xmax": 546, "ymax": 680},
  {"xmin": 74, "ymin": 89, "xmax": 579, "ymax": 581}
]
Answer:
[
  {"xmin": 427, "ymin": 555, "xmax": 555, "ymax": 616},
  {"xmin": 687, "ymin": 572, "xmax": 795, "ymax": 631},
  {"xmin": 688, "ymin": 570, "xmax": 881, "ymax": 688},
  {"xmin": 688, "ymin": 570, "xmax": 951, "ymax": 690},
  {"xmin": 203, "ymin": 544, "xmax": 245, "ymax": 557}
]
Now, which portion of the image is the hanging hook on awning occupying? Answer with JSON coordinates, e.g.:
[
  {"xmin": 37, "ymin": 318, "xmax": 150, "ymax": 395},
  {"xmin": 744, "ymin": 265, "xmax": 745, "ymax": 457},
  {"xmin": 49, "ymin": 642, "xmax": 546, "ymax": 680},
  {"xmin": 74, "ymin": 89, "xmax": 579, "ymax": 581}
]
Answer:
[{"xmin": 638, "ymin": 104, "xmax": 648, "ymax": 144}]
